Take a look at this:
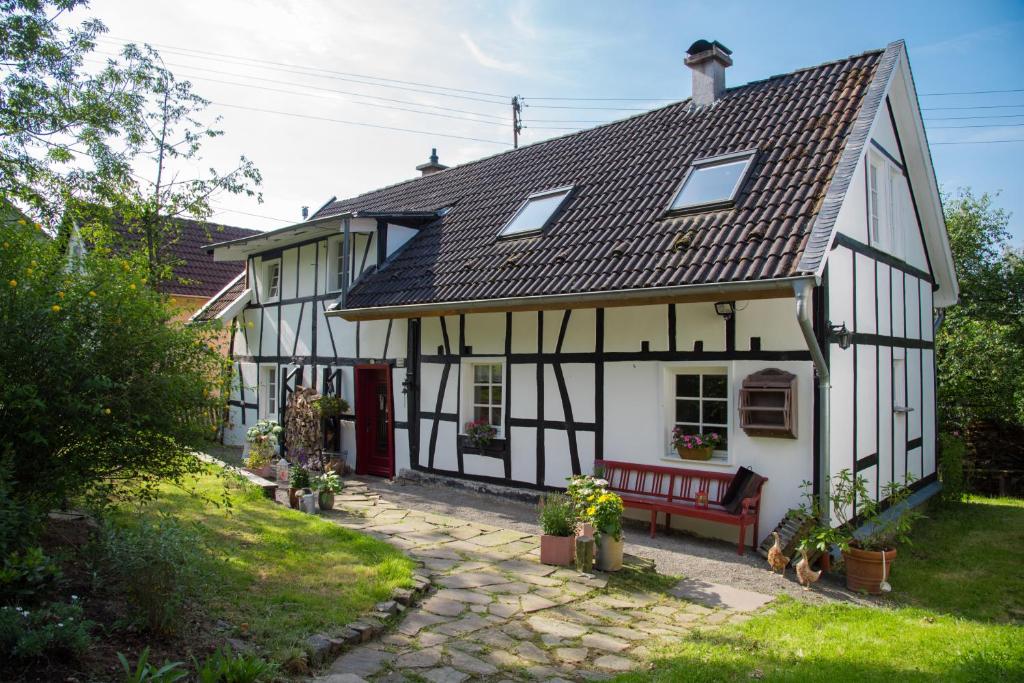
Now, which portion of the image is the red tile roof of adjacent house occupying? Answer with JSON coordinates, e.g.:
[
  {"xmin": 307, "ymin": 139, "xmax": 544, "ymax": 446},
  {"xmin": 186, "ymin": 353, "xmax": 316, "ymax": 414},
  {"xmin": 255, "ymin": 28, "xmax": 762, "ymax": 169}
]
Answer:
[
  {"xmin": 314, "ymin": 45, "xmax": 890, "ymax": 311},
  {"xmin": 111, "ymin": 218, "xmax": 259, "ymax": 298}
]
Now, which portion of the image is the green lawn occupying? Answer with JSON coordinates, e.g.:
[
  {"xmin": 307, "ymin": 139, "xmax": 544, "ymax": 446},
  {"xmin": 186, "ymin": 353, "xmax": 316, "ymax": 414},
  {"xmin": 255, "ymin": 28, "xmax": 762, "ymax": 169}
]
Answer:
[
  {"xmin": 888, "ymin": 496, "xmax": 1024, "ymax": 622},
  {"xmin": 616, "ymin": 497, "xmax": 1024, "ymax": 683},
  {"xmin": 120, "ymin": 466, "xmax": 415, "ymax": 660}
]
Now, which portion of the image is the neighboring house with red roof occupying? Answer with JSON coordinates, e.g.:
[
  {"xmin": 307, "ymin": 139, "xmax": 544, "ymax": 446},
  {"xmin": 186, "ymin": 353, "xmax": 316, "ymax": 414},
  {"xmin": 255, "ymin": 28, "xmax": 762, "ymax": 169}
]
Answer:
[{"xmin": 201, "ymin": 40, "xmax": 957, "ymax": 547}]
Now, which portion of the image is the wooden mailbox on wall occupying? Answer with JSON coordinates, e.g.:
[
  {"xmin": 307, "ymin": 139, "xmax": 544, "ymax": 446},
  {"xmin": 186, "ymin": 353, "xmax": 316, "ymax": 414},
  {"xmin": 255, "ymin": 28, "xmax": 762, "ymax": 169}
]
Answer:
[{"xmin": 739, "ymin": 368, "xmax": 797, "ymax": 438}]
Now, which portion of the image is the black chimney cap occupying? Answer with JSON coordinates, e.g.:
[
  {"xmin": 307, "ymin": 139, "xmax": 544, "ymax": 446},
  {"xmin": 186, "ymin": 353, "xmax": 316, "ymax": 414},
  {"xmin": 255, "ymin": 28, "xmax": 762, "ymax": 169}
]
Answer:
[{"xmin": 687, "ymin": 39, "xmax": 732, "ymax": 56}]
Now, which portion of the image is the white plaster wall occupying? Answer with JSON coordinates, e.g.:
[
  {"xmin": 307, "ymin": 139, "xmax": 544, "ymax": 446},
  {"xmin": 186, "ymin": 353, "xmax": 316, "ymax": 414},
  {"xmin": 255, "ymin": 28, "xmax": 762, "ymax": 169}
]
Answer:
[
  {"xmin": 854, "ymin": 253, "xmax": 877, "ymax": 333},
  {"xmin": 735, "ymin": 298, "xmax": 803, "ymax": 351},
  {"xmin": 509, "ymin": 426, "xmax": 536, "ymax": 484},
  {"xmin": 510, "ymin": 311, "xmax": 538, "ymax": 353},
  {"xmin": 464, "ymin": 312, "xmax": 506, "ymax": 355},
  {"xmin": 605, "ymin": 305, "xmax": 668, "ymax": 352}
]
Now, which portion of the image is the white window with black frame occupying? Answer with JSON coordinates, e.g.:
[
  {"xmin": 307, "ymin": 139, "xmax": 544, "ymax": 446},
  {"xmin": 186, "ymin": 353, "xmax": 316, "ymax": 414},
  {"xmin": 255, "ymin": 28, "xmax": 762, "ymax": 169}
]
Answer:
[
  {"xmin": 259, "ymin": 366, "xmax": 278, "ymax": 420},
  {"xmin": 462, "ymin": 360, "xmax": 504, "ymax": 450},
  {"xmin": 669, "ymin": 368, "xmax": 729, "ymax": 462}
]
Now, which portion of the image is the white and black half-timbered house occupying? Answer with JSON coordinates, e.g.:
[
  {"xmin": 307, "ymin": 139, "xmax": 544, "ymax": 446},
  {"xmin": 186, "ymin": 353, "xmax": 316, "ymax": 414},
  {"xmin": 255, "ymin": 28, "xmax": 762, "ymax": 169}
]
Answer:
[{"xmin": 195, "ymin": 39, "xmax": 958, "ymax": 545}]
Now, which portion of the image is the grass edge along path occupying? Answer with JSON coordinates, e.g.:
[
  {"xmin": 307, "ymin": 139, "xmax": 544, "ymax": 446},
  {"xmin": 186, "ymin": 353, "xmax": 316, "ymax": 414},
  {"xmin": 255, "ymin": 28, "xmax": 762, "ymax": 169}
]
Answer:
[{"xmin": 114, "ymin": 466, "xmax": 416, "ymax": 663}]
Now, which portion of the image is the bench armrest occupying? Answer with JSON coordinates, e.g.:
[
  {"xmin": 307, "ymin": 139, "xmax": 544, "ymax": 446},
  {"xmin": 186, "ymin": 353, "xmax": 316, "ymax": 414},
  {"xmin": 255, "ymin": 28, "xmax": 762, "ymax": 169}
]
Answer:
[{"xmin": 741, "ymin": 493, "xmax": 761, "ymax": 516}]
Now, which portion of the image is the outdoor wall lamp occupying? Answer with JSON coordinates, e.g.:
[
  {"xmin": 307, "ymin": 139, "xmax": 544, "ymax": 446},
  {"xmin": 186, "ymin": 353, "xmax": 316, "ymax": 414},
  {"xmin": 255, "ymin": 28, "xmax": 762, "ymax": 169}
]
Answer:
[
  {"xmin": 714, "ymin": 301, "xmax": 736, "ymax": 320},
  {"xmin": 829, "ymin": 321, "xmax": 853, "ymax": 350}
]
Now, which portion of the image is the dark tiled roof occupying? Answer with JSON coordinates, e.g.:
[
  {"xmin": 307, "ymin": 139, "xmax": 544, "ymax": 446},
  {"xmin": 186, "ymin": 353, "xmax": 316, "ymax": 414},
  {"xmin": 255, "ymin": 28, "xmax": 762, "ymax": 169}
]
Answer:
[
  {"xmin": 317, "ymin": 47, "xmax": 886, "ymax": 310},
  {"xmin": 111, "ymin": 218, "xmax": 259, "ymax": 297},
  {"xmin": 191, "ymin": 272, "xmax": 247, "ymax": 323}
]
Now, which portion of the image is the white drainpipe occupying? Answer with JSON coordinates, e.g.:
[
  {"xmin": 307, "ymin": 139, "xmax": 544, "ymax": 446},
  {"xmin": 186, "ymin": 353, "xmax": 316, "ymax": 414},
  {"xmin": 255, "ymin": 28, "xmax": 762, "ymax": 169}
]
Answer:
[{"xmin": 793, "ymin": 279, "xmax": 831, "ymax": 523}]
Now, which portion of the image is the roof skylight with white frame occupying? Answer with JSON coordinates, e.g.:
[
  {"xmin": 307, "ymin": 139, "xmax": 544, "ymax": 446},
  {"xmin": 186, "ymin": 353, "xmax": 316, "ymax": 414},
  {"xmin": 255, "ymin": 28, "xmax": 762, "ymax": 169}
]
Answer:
[
  {"xmin": 668, "ymin": 150, "xmax": 755, "ymax": 212},
  {"xmin": 497, "ymin": 186, "xmax": 573, "ymax": 238}
]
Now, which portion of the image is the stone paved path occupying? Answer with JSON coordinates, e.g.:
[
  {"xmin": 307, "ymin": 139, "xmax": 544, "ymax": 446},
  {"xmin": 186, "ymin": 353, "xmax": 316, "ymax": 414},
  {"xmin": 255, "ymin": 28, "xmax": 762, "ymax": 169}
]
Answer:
[{"xmin": 314, "ymin": 481, "xmax": 772, "ymax": 683}]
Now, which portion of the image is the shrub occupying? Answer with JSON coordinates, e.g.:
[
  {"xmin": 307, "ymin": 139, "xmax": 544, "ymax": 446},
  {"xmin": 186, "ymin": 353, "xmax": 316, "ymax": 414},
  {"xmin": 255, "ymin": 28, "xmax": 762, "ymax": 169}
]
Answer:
[
  {"xmin": 118, "ymin": 647, "xmax": 188, "ymax": 683},
  {"xmin": 94, "ymin": 517, "xmax": 208, "ymax": 634},
  {"xmin": 195, "ymin": 645, "xmax": 275, "ymax": 683},
  {"xmin": 313, "ymin": 471, "xmax": 342, "ymax": 493},
  {"xmin": 0, "ymin": 546, "xmax": 61, "ymax": 605},
  {"xmin": 0, "ymin": 218, "xmax": 227, "ymax": 533},
  {"xmin": 539, "ymin": 494, "xmax": 576, "ymax": 537},
  {"xmin": 0, "ymin": 600, "xmax": 92, "ymax": 660},
  {"xmin": 938, "ymin": 432, "xmax": 967, "ymax": 503},
  {"xmin": 289, "ymin": 467, "xmax": 311, "ymax": 489}
]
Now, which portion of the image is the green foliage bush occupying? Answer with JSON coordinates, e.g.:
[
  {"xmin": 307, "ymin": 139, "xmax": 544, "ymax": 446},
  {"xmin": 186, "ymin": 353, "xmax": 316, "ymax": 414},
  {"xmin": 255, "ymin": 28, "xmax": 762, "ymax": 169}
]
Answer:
[
  {"xmin": 94, "ymin": 517, "xmax": 209, "ymax": 634},
  {"xmin": 0, "ymin": 546, "xmax": 61, "ymax": 604},
  {"xmin": 195, "ymin": 645, "xmax": 275, "ymax": 683},
  {"xmin": 539, "ymin": 494, "xmax": 576, "ymax": 537},
  {"xmin": 118, "ymin": 647, "xmax": 188, "ymax": 683},
  {"xmin": 0, "ymin": 217, "xmax": 228, "ymax": 540},
  {"xmin": 938, "ymin": 432, "xmax": 967, "ymax": 504},
  {"xmin": 0, "ymin": 600, "xmax": 92, "ymax": 660}
]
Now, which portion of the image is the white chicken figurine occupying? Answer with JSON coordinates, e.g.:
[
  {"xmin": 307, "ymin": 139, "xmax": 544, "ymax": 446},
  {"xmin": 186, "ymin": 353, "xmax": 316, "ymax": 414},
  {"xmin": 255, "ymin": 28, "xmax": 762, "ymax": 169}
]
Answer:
[
  {"xmin": 795, "ymin": 547, "xmax": 823, "ymax": 590},
  {"xmin": 767, "ymin": 531, "xmax": 789, "ymax": 576}
]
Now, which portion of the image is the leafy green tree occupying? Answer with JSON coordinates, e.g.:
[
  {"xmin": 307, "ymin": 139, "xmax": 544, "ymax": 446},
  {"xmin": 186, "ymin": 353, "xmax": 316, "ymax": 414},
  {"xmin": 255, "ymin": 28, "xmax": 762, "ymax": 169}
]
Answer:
[
  {"xmin": 0, "ymin": 216, "xmax": 228, "ymax": 529},
  {"xmin": 937, "ymin": 189, "xmax": 1024, "ymax": 430}
]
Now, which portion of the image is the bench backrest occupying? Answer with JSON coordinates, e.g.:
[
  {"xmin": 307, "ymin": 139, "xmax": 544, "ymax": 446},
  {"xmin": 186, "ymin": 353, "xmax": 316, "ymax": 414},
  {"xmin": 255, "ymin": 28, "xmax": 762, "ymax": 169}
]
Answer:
[{"xmin": 595, "ymin": 459, "xmax": 736, "ymax": 505}]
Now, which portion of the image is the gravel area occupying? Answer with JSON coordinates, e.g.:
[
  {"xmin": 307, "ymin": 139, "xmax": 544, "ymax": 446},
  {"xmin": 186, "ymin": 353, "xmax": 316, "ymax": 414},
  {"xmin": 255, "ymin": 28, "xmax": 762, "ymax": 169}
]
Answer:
[{"xmin": 359, "ymin": 475, "xmax": 878, "ymax": 606}]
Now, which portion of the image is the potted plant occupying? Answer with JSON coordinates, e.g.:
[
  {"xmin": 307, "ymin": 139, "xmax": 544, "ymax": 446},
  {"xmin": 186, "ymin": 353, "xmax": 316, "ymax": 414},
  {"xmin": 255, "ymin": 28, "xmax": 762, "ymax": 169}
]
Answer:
[
  {"xmin": 464, "ymin": 419, "xmax": 497, "ymax": 449},
  {"xmin": 314, "ymin": 471, "xmax": 343, "ymax": 510},
  {"xmin": 313, "ymin": 395, "xmax": 349, "ymax": 418},
  {"xmin": 566, "ymin": 474, "xmax": 625, "ymax": 571},
  {"xmin": 567, "ymin": 473, "xmax": 606, "ymax": 537},
  {"xmin": 538, "ymin": 494, "xmax": 577, "ymax": 566},
  {"xmin": 671, "ymin": 428, "xmax": 723, "ymax": 461},
  {"xmin": 288, "ymin": 467, "xmax": 312, "ymax": 509},
  {"xmin": 245, "ymin": 419, "xmax": 282, "ymax": 477},
  {"xmin": 798, "ymin": 471, "xmax": 920, "ymax": 594},
  {"xmin": 591, "ymin": 490, "xmax": 625, "ymax": 572}
]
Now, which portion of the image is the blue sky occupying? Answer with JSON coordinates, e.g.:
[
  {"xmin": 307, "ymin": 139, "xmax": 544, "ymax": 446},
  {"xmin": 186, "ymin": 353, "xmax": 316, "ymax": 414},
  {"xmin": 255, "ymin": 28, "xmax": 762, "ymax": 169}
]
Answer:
[{"xmin": 88, "ymin": 0, "xmax": 1024, "ymax": 242}]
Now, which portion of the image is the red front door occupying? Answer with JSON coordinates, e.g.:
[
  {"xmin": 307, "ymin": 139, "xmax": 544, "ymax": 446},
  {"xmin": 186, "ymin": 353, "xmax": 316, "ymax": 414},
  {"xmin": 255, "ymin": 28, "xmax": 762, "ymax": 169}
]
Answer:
[{"xmin": 354, "ymin": 365, "xmax": 394, "ymax": 478}]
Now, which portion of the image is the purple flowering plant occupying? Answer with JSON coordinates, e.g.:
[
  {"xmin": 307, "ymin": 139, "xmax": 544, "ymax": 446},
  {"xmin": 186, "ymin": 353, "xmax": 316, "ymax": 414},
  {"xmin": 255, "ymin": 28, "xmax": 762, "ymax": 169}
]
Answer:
[{"xmin": 671, "ymin": 427, "xmax": 724, "ymax": 451}]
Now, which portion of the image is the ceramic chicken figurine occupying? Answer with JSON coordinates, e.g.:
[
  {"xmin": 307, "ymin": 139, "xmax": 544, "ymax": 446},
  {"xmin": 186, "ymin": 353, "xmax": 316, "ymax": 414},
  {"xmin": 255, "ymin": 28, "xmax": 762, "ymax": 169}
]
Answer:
[
  {"xmin": 795, "ymin": 547, "xmax": 823, "ymax": 590},
  {"xmin": 767, "ymin": 531, "xmax": 789, "ymax": 576}
]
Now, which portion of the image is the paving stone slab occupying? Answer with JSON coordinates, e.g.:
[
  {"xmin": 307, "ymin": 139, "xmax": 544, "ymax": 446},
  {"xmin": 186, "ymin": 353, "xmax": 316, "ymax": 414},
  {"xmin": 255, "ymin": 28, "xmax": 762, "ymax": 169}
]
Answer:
[
  {"xmin": 397, "ymin": 612, "xmax": 449, "ymax": 636},
  {"xmin": 448, "ymin": 649, "xmax": 498, "ymax": 676},
  {"xmin": 468, "ymin": 529, "xmax": 532, "ymax": 547},
  {"xmin": 594, "ymin": 654, "xmax": 636, "ymax": 671},
  {"xmin": 527, "ymin": 615, "xmax": 589, "ymax": 638},
  {"xmin": 432, "ymin": 613, "xmax": 491, "ymax": 636},
  {"xmin": 581, "ymin": 632, "xmax": 631, "ymax": 652},
  {"xmin": 437, "ymin": 571, "xmax": 508, "ymax": 589},
  {"xmin": 519, "ymin": 594, "xmax": 557, "ymax": 613},
  {"xmin": 327, "ymin": 648, "xmax": 393, "ymax": 678},
  {"xmin": 478, "ymin": 581, "xmax": 532, "ymax": 595},
  {"xmin": 446, "ymin": 526, "xmax": 484, "ymax": 541},
  {"xmin": 669, "ymin": 578, "xmax": 774, "ymax": 612},
  {"xmin": 422, "ymin": 667, "xmax": 470, "ymax": 683},
  {"xmin": 395, "ymin": 646, "xmax": 443, "ymax": 668},
  {"xmin": 421, "ymin": 597, "xmax": 467, "ymax": 617},
  {"xmin": 514, "ymin": 641, "xmax": 550, "ymax": 663},
  {"xmin": 555, "ymin": 647, "xmax": 589, "ymax": 663},
  {"xmin": 434, "ymin": 588, "xmax": 493, "ymax": 605}
]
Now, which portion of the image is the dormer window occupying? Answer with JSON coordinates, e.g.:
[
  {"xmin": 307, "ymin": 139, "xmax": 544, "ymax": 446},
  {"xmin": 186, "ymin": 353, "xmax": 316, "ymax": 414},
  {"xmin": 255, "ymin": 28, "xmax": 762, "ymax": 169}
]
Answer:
[
  {"xmin": 669, "ymin": 151, "xmax": 755, "ymax": 212},
  {"xmin": 498, "ymin": 186, "xmax": 572, "ymax": 239}
]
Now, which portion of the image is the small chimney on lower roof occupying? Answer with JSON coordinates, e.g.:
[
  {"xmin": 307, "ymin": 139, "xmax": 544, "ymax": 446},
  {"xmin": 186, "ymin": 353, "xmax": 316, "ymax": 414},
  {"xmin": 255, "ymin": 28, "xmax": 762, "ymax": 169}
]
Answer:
[
  {"xmin": 685, "ymin": 39, "xmax": 733, "ymax": 106},
  {"xmin": 416, "ymin": 148, "xmax": 448, "ymax": 176}
]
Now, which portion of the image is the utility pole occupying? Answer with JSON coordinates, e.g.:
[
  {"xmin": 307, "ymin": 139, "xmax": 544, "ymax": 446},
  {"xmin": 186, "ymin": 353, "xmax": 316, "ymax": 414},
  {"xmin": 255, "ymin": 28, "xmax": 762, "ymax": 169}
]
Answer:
[{"xmin": 511, "ymin": 96, "xmax": 523, "ymax": 148}]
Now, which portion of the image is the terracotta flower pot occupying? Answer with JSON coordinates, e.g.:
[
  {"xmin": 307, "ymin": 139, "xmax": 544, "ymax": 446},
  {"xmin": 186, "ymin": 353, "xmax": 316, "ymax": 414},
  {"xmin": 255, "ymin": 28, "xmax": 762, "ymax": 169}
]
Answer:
[
  {"xmin": 318, "ymin": 490, "xmax": 335, "ymax": 510},
  {"xmin": 540, "ymin": 535, "xmax": 575, "ymax": 566},
  {"xmin": 676, "ymin": 445, "xmax": 713, "ymax": 461},
  {"xmin": 596, "ymin": 534, "xmax": 624, "ymax": 572},
  {"xmin": 843, "ymin": 546, "xmax": 897, "ymax": 594}
]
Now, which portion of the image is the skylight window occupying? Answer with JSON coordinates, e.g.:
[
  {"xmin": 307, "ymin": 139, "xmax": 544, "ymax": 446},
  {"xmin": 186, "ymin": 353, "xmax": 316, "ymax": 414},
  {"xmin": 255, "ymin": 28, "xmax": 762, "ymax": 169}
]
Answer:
[
  {"xmin": 498, "ymin": 186, "xmax": 572, "ymax": 238},
  {"xmin": 669, "ymin": 151, "xmax": 755, "ymax": 211}
]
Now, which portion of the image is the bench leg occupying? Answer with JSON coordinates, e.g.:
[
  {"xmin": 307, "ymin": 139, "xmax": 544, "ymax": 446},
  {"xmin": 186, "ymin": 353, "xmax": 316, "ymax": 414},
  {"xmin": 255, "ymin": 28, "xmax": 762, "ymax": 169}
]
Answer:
[
  {"xmin": 665, "ymin": 513, "xmax": 671, "ymax": 535},
  {"xmin": 737, "ymin": 521, "xmax": 746, "ymax": 556},
  {"xmin": 753, "ymin": 518, "xmax": 760, "ymax": 552},
  {"xmin": 649, "ymin": 510, "xmax": 657, "ymax": 538}
]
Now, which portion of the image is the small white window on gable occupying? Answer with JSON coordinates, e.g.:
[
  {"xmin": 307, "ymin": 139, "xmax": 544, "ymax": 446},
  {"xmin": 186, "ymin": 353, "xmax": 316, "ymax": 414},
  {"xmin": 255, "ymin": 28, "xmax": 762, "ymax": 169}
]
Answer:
[
  {"xmin": 259, "ymin": 366, "xmax": 278, "ymax": 418},
  {"xmin": 463, "ymin": 360, "xmax": 504, "ymax": 436},
  {"xmin": 263, "ymin": 260, "xmax": 281, "ymax": 301},
  {"xmin": 327, "ymin": 237, "xmax": 344, "ymax": 292},
  {"xmin": 868, "ymin": 152, "xmax": 899, "ymax": 254},
  {"xmin": 498, "ymin": 186, "xmax": 572, "ymax": 238},
  {"xmin": 669, "ymin": 151, "xmax": 754, "ymax": 212}
]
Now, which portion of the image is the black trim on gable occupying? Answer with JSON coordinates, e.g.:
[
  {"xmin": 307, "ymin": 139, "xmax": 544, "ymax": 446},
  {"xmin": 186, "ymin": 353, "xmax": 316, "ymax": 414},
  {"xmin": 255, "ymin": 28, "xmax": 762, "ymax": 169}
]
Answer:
[
  {"xmin": 833, "ymin": 232, "xmax": 933, "ymax": 283},
  {"xmin": 885, "ymin": 97, "xmax": 936, "ymax": 284}
]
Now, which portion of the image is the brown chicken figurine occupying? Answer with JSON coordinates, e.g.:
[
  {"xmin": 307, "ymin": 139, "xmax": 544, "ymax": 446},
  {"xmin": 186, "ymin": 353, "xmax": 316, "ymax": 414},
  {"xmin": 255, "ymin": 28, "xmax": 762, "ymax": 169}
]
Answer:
[
  {"xmin": 767, "ymin": 531, "xmax": 789, "ymax": 576},
  {"xmin": 795, "ymin": 547, "xmax": 823, "ymax": 590}
]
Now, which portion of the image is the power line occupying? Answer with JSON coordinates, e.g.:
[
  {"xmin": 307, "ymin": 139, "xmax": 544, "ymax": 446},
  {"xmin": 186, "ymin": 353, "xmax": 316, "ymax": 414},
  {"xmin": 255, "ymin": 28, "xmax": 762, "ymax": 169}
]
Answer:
[
  {"xmin": 921, "ymin": 104, "xmax": 1024, "ymax": 111},
  {"xmin": 100, "ymin": 35, "xmax": 510, "ymax": 102},
  {"xmin": 927, "ymin": 123, "xmax": 1024, "ymax": 129},
  {"xmin": 87, "ymin": 52, "xmax": 509, "ymax": 122},
  {"xmin": 919, "ymin": 87, "xmax": 1024, "ymax": 96},
  {"xmin": 208, "ymin": 101, "xmax": 509, "ymax": 145},
  {"xmin": 209, "ymin": 204, "xmax": 293, "ymax": 223},
  {"xmin": 524, "ymin": 103, "xmax": 653, "ymax": 111},
  {"xmin": 925, "ymin": 114, "xmax": 1024, "ymax": 121},
  {"xmin": 931, "ymin": 138, "xmax": 1024, "ymax": 145},
  {"xmin": 522, "ymin": 96, "xmax": 674, "ymax": 102}
]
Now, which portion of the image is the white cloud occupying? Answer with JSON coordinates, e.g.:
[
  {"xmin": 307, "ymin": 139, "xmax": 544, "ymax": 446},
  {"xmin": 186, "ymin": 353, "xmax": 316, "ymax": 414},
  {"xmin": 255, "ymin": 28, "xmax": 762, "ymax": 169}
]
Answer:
[{"xmin": 459, "ymin": 32, "xmax": 527, "ymax": 75}]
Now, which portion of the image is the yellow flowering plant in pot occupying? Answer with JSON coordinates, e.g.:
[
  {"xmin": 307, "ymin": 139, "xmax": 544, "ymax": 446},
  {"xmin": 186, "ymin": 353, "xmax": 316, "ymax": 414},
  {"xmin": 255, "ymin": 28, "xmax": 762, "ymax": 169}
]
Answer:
[{"xmin": 567, "ymin": 475, "xmax": 625, "ymax": 571}]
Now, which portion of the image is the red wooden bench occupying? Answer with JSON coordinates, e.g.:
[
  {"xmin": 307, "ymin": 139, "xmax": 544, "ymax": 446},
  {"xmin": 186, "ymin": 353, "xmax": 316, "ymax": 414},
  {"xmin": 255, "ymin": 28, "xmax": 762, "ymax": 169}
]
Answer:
[{"xmin": 594, "ymin": 459, "xmax": 767, "ymax": 555}]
